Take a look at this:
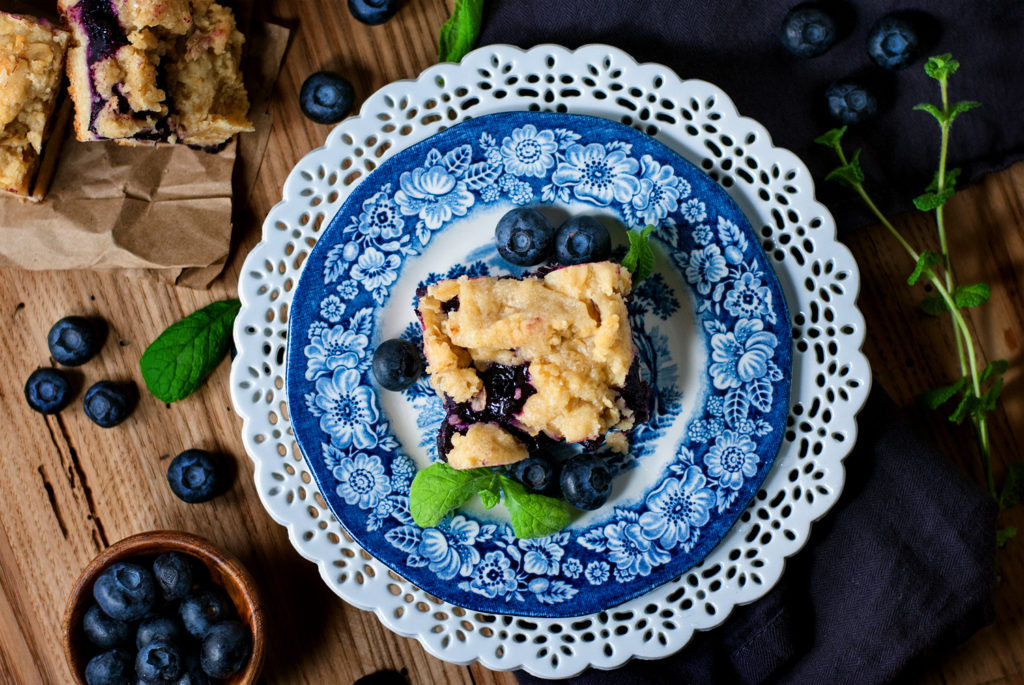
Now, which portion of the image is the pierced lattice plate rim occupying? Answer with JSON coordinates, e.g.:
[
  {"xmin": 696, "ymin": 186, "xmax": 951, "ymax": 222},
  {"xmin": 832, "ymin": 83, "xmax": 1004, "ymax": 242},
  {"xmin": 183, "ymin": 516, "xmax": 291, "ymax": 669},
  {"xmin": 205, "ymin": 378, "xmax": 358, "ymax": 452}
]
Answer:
[{"xmin": 230, "ymin": 43, "xmax": 870, "ymax": 678}]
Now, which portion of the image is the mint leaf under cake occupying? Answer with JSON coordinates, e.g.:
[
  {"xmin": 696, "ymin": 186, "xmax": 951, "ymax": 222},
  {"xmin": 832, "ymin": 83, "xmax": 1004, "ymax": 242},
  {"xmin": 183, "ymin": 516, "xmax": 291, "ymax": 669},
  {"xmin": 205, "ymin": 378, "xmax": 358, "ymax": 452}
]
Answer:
[{"xmin": 416, "ymin": 261, "xmax": 651, "ymax": 471}]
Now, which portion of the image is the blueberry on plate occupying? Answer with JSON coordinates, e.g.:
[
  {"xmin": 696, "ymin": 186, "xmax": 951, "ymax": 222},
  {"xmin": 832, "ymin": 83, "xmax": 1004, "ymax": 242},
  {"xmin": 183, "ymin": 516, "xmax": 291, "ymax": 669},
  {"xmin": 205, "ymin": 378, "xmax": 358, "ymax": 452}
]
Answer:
[
  {"xmin": 200, "ymin": 621, "xmax": 252, "ymax": 678},
  {"xmin": 780, "ymin": 2, "xmax": 838, "ymax": 58},
  {"xmin": 554, "ymin": 216, "xmax": 612, "ymax": 265},
  {"xmin": 300, "ymin": 71, "xmax": 354, "ymax": 125},
  {"xmin": 510, "ymin": 456, "xmax": 555, "ymax": 494},
  {"xmin": 93, "ymin": 561, "xmax": 158, "ymax": 622},
  {"xmin": 825, "ymin": 79, "xmax": 878, "ymax": 125},
  {"xmin": 24, "ymin": 368, "xmax": 71, "ymax": 414},
  {"xmin": 167, "ymin": 449, "xmax": 226, "ymax": 504},
  {"xmin": 495, "ymin": 208, "xmax": 553, "ymax": 266},
  {"xmin": 136, "ymin": 637, "xmax": 184, "ymax": 683},
  {"xmin": 82, "ymin": 604, "xmax": 131, "ymax": 649},
  {"xmin": 348, "ymin": 0, "xmax": 400, "ymax": 25},
  {"xmin": 372, "ymin": 338, "xmax": 422, "ymax": 391},
  {"xmin": 560, "ymin": 454, "xmax": 613, "ymax": 511},
  {"xmin": 867, "ymin": 13, "xmax": 921, "ymax": 69},
  {"xmin": 153, "ymin": 552, "xmax": 194, "ymax": 601},
  {"xmin": 48, "ymin": 316, "xmax": 101, "ymax": 366},
  {"xmin": 179, "ymin": 586, "xmax": 236, "ymax": 639},
  {"xmin": 83, "ymin": 380, "xmax": 133, "ymax": 427},
  {"xmin": 137, "ymin": 614, "xmax": 186, "ymax": 649},
  {"xmin": 84, "ymin": 648, "xmax": 133, "ymax": 685}
]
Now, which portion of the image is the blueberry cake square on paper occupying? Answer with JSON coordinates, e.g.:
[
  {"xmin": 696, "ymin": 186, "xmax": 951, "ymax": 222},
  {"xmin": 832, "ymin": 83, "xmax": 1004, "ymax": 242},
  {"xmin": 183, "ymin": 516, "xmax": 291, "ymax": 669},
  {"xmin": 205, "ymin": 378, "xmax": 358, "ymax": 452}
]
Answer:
[
  {"xmin": 58, "ymin": 0, "xmax": 253, "ymax": 148},
  {"xmin": 0, "ymin": 12, "xmax": 70, "ymax": 199},
  {"xmin": 417, "ymin": 261, "xmax": 650, "ymax": 470}
]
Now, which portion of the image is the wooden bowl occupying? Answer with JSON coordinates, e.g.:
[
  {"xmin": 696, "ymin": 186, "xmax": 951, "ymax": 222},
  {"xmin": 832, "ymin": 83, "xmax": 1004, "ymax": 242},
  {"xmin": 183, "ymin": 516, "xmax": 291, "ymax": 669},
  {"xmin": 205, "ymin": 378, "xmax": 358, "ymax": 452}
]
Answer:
[{"xmin": 62, "ymin": 531, "xmax": 265, "ymax": 684}]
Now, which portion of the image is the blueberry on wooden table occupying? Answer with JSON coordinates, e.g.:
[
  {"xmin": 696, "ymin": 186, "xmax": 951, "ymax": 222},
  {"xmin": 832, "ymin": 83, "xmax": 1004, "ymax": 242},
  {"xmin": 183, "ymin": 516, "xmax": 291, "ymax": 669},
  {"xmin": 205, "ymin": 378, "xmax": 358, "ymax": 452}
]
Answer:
[
  {"xmin": 82, "ymin": 604, "xmax": 131, "ymax": 649},
  {"xmin": 555, "ymin": 216, "xmax": 612, "ymax": 265},
  {"xmin": 560, "ymin": 454, "xmax": 613, "ymax": 510},
  {"xmin": 167, "ymin": 449, "xmax": 225, "ymax": 503},
  {"xmin": 84, "ymin": 648, "xmax": 133, "ymax": 685},
  {"xmin": 83, "ymin": 380, "xmax": 133, "ymax": 427},
  {"xmin": 47, "ymin": 315, "xmax": 101, "ymax": 366},
  {"xmin": 495, "ymin": 207, "xmax": 554, "ymax": 266},
  {"xmin": 300, "ymin": 71, "xmax": 354, "ymax": 124},
  {"xmin": 372, "ymin": 338, "xmax": 422, "ymax": 391},
  {"xmin": 24, "ymin": 367, "xmax": 71, "ymax": 414},
  {"xmin": 179, "ymin": 585, "xmax": 236, "ymax": 639},
  {"xmin": 348, "ymin": 0, "xmax": 400, "ymax": 25},
  {"xmin": 153, "ymin": 551, "xmax": 194, "ymax": 601},
  {"xmin": 867, "ymin": 13, "xmax": 922, "ymax": 69},
  {"xmin": 136, "ymin": 637, "xmax": 184, "ymax": 682},
  {"xmin": 93, "ymin": 561, "xmax": 158, "ymax": 622},
  {"xmin": 825, "ymin": 79, "xmax": 878, "ymax": 124},
  {"xmin": 780, "ymin": 2, "xmax": 838, "ymax": 58},
  {"xmin": 200, "ymin": 620, "xmax": 252, "ymax": 678}
]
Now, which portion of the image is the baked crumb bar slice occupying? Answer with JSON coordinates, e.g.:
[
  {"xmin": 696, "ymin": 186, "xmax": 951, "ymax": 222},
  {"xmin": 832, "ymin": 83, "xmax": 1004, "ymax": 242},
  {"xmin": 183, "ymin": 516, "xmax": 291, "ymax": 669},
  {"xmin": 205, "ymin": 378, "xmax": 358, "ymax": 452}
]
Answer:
[
  {"xmin": 417, "ymin": 261, "xmax": 650, "ymax": 470},
  {"xmin": 58, "ymin": 0, "xmax": 253, "ymax": 148},
  {"xmin": 0, "ymin": 12, "xmax": 70, "ymax": 200}
]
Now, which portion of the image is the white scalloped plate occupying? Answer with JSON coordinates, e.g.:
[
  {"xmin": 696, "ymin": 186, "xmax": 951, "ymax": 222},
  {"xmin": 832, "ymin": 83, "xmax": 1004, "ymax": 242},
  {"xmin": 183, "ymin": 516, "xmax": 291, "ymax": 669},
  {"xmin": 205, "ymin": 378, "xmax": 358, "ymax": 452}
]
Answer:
[{"xmin": 230, "ymin": 44, "xmax": 870, "ymax": 678}]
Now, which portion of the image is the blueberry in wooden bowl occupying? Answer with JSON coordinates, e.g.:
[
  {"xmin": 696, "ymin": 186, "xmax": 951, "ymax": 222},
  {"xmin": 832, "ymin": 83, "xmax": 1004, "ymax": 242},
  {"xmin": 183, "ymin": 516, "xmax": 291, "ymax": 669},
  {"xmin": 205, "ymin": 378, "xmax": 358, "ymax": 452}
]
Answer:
[{"xmin": 62, "ymin": 531, "xmax": 265, "ymax": 685}]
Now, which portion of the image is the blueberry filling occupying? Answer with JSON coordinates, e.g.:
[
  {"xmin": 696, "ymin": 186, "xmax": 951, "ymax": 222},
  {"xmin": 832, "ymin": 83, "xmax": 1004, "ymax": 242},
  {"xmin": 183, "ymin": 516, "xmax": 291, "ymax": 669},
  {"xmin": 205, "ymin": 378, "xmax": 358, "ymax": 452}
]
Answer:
[{"xmin": 440, "ymin": 296, "xmax": 460, "ymax": 314}]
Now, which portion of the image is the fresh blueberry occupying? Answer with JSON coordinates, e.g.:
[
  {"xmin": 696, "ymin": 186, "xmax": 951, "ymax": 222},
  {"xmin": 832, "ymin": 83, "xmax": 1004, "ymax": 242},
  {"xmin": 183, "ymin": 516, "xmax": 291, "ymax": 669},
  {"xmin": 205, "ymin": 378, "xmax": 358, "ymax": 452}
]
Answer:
[
  {"xmin": 200, "ymin": 621, "xmax": 252, "ymax": 678},
  {"xmin": 780, "ymin": 2, "xmax": 838, "ymax": 58},
  {"xmin": 137, "ymin": 614, "xmax": 186, "ymax": 649},
  {"xmin": 825, "ymin": 79, "xmax": 878, "ymax": 125},
  {"xmin": 82, "ymin": 604, "xmax": 131, "ymax": 649},
  {"xmin": 559, "ymin": 454, "xmax": 613, "ymax": 510},
  {"xmin": 179, "ymin": 586, "xmax": 236, "ymax": 639},
  {"xmin": 172, "ymin": 649, "xmax": 212, "ymax": 685},
  {"xmin": 136, "ymin": 637, "xmax": 184, "ymax": 683},
  {"xmin": 867, "ymin": 13, "xmax": 921, "ymax": 70},
  {"xmin": 167, "ymin": 450, "xmax": 225, "ymax": 504},
  {"xmin": 47, "ymin": 316, "xmax": 101, "ymax": 366},
  {"xmin": 83, "ymin": 380, "xmax": 133, "ymax": 427},
  {"xmin": 348, "ymin": 0, "xmax": 399, "ymax": 26},
  {"xmin": 300, "ymin": 71, "xmax": 354, "ymax": 125},
  {"xmin": 153, "ymin": 552, "xmax": 194, "ymax": 601},
  {"xmin": 495, "ymin": 208, "xmax": 554, "ymax": 266},
  {"xmin": 510, "ymin": 456, "xmax": 555, "ymax": 493},
  {"xmin": 93, "ymin": 561, "xmax": 158, "ymax": 621},
  {"xmin": 24, "ymin": 368, "xmax": 71, "ymax": 414},
  {"xmin": 84, "ymin": 648, "xmax": 133, "ymax": 685},
  {"xmin": 372, "ymin": 338, "xmax": 422, "ymax": 391},
  {"xmin": 554, "ymin": 216, "xmax": 612, "ymax": 265}
]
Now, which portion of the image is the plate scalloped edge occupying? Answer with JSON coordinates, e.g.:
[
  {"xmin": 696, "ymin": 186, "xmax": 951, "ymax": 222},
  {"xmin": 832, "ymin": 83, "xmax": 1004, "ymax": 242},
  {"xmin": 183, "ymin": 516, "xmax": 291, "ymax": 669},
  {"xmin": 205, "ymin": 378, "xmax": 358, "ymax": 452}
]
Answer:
[{"xmin": 230, "ymin": 43, "xmax": 871, "ymax": 679}]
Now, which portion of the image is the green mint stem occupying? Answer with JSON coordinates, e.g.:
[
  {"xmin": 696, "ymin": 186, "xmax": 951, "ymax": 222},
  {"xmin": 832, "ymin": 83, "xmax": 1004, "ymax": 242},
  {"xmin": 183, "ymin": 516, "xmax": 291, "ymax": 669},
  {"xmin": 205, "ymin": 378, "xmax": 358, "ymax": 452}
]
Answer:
[{"xmin": 831, "ymin": 142, "xmax": 995, "ymax": 498}]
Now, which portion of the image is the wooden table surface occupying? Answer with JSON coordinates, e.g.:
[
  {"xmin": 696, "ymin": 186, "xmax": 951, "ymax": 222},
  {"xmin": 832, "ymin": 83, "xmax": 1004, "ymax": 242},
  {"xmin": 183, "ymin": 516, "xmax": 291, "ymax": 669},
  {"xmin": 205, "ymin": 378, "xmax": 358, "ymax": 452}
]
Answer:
[{"xmin": 1, "ymin": 2, "xmax": 1022, "ymax": 683}]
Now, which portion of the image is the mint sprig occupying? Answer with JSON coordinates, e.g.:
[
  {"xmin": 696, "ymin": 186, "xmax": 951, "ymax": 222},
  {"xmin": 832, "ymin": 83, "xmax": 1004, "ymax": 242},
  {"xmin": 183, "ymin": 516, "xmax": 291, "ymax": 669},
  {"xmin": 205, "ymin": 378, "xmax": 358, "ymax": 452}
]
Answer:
[
  {"xmin": 621, "ymin": 224, "xmax": 656, "ymax": 285},
  {"xmin": 140, "ymin": 299, "xmax": 240, "ymax": 403},
  {"xmin": 438, "ymin": 0, "xmax": 484, "ymax": 63},
  {"xmin": 409, "ymin": 462, "xmax": 571, "ymax": 538}
]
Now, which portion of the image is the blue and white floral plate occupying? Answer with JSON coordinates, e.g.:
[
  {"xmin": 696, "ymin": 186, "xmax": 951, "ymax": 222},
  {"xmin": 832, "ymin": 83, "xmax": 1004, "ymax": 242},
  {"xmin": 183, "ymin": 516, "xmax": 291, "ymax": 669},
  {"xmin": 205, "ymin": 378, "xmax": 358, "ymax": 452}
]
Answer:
[{"xmin": 285, "ymin": 111, "xmax": 792, "ymax": 617}]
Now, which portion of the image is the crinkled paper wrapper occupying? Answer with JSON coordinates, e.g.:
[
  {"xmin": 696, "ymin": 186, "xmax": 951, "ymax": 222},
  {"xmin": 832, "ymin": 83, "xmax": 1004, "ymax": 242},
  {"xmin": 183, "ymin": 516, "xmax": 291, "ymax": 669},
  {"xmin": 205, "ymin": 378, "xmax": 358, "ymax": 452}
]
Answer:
[{"xmin": 0, "ymin": 4, "xmax": 288, "ymax": 289}]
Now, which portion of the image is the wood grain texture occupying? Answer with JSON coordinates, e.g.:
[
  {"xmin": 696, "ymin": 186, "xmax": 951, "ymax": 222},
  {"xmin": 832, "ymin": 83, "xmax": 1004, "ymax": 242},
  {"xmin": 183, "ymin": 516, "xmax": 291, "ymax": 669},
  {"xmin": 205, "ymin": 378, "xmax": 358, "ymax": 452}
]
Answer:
[{"xmin": 0, "ymin": 0, "xmax": 1019, "ymax": 683}]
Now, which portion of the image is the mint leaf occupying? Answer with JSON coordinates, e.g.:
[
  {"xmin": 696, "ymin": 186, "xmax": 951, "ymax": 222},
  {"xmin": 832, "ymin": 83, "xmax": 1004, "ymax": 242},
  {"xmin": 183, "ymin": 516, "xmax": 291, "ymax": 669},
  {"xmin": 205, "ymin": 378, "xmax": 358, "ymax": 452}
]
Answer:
[
  {"xmin": 997, "ymin": 527, "xmax": 1017, "ymax": 547},
  {"xmin": 824, "ymin": 148, "xmax": 864, "ymax": 187},
  {"xmin": 920, "ymin": 293, "xmax": 948, "ymax": 316},
  {"xmin": 924, "ymin": 53, "xmax": 958, "ymax": 81},
  {"xmin": 925, "ymin": 167, "xmax": 961, "ymax": 193},
  {"xmin": 621, "ymin": 225, "xmax": 656, "ymax": 285},
  {"xmin": 981, "ymin": 377, "xmax": 1004, "ymax": 412},
  {"xmin": 409, "ymin": 462, "xmax": 496, "ymax": 528},
  {"xmin": 953, "ymin": 282, "xmax": 991, "ymax": 308},
  {"xmin": 813, "ymin": 127, "xmax": 847, "ymax": 149},
  {"xmin": 948, "ymin": 100, "xmax": 981, "ymax": 125},
  {"xmin": 139, "ymin": 299, "xmax": 240, "ymax": 403},
  {"xmin": 912, "ymin": 188, "xmax": 955, "ymax": 211},
  {"xmin": 914, "ymin": 102, "xmax": 945, "ymax": 126},
  {"xmin": 479, "ymin": 487, "xmax": 500, "ymax": 509},
  {"xmin": 907, "ymin": 250, "xmax": 941, "ymax": 285},
  {"xmin": 437, "ymin": 0, "xmax": 484, "ymax": 63},
  {"xmin": 999, "ymin": 462, "xmax": 1024, "ymax": 509},
  {"xmin": 499, "ymin": 476, "xmax": 571, "ymax": 539},
  {"xmin": 918, "ymin": 377, "xmax": 967, "ymax": 410},
  {"xmin": 949, "ymin": 392, "xmax": 980, "ymax": 425},
  {"xmin": 982, "ymin": 359, "xmax": 1009, "ymax": 383}
]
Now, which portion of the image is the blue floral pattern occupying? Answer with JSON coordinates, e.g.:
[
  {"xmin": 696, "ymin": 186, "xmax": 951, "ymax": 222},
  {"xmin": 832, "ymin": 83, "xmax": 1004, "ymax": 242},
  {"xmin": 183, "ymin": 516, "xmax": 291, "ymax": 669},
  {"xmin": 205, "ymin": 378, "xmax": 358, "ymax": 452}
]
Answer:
[{"xmin": 287, "ymin": 112, "xmax": 791, "ymax": 617}]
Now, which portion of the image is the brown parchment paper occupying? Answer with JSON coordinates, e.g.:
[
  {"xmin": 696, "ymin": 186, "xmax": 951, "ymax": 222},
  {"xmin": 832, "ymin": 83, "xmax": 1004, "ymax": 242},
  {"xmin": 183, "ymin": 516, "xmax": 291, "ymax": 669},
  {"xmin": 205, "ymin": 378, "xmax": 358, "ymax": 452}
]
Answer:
[{"xmin": 0, "ymin": 5, "xmax": 289, "ymax": 289}]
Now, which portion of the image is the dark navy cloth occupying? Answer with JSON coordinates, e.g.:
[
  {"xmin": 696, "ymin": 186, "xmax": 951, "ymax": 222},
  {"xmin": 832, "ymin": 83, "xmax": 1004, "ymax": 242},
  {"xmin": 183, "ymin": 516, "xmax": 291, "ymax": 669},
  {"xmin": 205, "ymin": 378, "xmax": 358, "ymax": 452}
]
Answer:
[
  {"xmin": 479, "ymin": 0, "xmax": 1024, "ymax": 233},
  {"xmin": 514, "ymin": 390, "xmax": 997, "ymax": 684}
]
